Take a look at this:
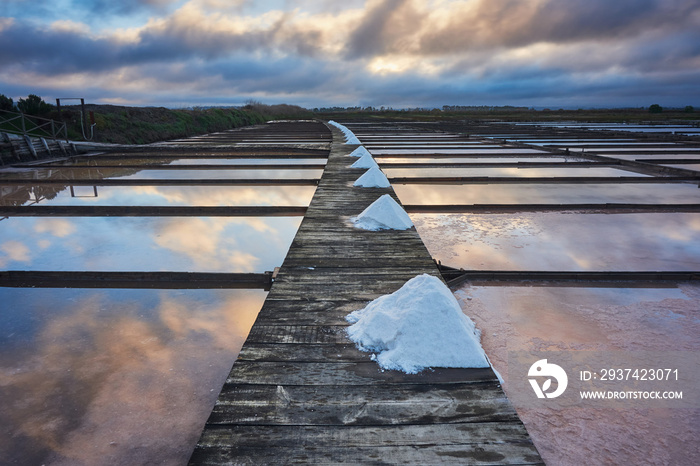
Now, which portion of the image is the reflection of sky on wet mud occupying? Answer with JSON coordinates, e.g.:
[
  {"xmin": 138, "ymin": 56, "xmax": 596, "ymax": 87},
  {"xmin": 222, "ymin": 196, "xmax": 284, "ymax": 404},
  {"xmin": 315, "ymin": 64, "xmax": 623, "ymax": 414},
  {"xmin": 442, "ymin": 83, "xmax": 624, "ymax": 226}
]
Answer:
[
  {"xmin": 369, "ymin": 148, "xmax": 545, "ymax": 155},
  {"xmin": 0, "ymin": 216, "xmax": 301, "ymax": 272},
  {"xmin": 1, "ymin": 185, "xmax": 317, "ymax": 207},
  {"xmin": 121, "ymin": 169, "xmax": 322, "ymax": 180},
  {"xmin": 63, "ymin": 158, "xmax": 326, "ymax": 166},
  {"xmin": 413, "ymin": 213, "xmax": 700, "ymax": 271},
  {"xmin": 395, "ymin": 183, "xmax": 700, "ymax": 204},
  {"xmin": 0, "ymin": 287, "xmax": 266, "ymax": 465},
  {"xmin": 456, "ymin": 284, "xmax": 700, "ymax": 465},
  {"xmin": 0, "ymin": 168, "xmax": 323, "ymax": 181},
  {"xmin": 383, "ymin": 166, "xmax": 649, "ymax": 177},
  {"xmin": 378, "ymin": 156, "xmax": 581, "ymax": 164}
]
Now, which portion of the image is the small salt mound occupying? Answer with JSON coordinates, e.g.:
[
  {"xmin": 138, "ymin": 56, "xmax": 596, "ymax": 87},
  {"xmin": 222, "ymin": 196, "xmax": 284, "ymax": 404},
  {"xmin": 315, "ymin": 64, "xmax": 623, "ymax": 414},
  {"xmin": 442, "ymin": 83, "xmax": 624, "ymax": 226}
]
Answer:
[
  {"xmin": 349, "ymin": 146, "xmax": 372, "ymax": 158},
  {"xmin": 346, "ymin": 274, "xmax": 490, "ymax": 374},
  {"xmin": 352, "ymin": 194, "xmax": 413, "ymax": 231},
  {"xmin": 343, "ymin": 132, "xmax": 361, "ymax": 145},
  {"xmin": 351, "ymin": 153, "xmax": 379, "ymax": 169},
  {"xmin": 328, "ymin": 120, "xmax": 361, "ymax": 145},
  {"xmin": 353, "ymin": 166, "xmax": 391, "ymax": 188}
]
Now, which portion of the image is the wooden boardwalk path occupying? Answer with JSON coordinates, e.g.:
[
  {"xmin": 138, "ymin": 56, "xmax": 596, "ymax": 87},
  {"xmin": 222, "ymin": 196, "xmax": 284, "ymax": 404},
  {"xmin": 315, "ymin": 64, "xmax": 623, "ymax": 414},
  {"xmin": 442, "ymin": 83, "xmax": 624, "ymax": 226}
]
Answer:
[{"xmin": 189, "ymin": 124, "xmax": 542, "ymax": 465}]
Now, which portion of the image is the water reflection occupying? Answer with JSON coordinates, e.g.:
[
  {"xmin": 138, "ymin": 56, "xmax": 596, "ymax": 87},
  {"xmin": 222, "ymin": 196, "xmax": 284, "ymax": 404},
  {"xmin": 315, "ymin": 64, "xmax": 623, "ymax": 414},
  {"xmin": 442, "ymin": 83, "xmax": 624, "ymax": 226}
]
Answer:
[
  {"xmin": 378, "ymin": 156, "xmax": 582, "ymax": 164},
  {"xmin": 0, "ymin": 185, "xmax": 316, "ymax": 207},
  {"xmin": 0, "ymin": 168, "xmax": 322, "ymax": 181},
  {"xmin": 0, "ymin": 216, "xmax": 301, "ymax": 272},
  {"xmin": 395, "ymin": 183, "xmax": 700, "ymax": 205},
  {"xmin": 0, "ymin": 287, "xmax": 266, "ymax": 465},
  {"xmin": 64, "ymin": 158, "xmax": 326, "ymax": 166},
  {"xmin": 412, "ymin": 213, "xmax": 700, "ymax": 271},
  {"xmin": 383, "ymin": 167, "xmax": 649, "ymax": 178},
  {"xmin": 369, "ymin": 148, "xmax": 545, "ymax": 155},
  {"xmin": 455, "ymin": 285, "xmax": 700, "ymax": 465}
]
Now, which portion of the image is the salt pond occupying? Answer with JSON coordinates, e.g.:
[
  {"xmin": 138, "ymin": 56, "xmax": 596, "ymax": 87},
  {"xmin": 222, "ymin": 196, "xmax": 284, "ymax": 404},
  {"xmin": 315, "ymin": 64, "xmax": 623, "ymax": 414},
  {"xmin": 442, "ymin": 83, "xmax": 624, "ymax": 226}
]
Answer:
[
  {"xmin": 411, "ymin": 212, "xmax": 700, "ymax": 271},
  {"xmin": 0, "ymin": 287, "xmax": 266, "ymax": 465},
  {"xmin": 0, "ymin": 216, "xmax": 301, "ymax": 272},
  {"xmin": 395, "ymin": 183, "xmax": 700, "ymax": 204}
]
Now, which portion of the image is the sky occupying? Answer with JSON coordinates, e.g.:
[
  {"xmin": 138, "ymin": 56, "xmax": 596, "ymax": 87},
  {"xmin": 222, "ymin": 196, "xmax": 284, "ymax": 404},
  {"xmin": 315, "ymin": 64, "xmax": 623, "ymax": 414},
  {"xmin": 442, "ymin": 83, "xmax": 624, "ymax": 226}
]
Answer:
[{"xmin": 1, "ymin": 0, "xmax": 699, "ymax": 109}]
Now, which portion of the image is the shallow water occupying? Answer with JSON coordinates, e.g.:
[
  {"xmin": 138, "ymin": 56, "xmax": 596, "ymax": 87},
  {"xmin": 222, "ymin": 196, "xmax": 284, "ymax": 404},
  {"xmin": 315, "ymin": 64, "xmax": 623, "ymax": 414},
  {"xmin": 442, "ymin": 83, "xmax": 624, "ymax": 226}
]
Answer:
[
  {"xmin": 410, "ymin": 206, "xmax": 700, "ymax": 464},
  {"xmin": 0, "ymin": 185, "xmax": 317, "ymax": 207},
  {"xmin": 378, "ymin": 156, "xmax": 583, "ymax": 164},
  {"xmin": 453, "ymin": 285, "xmax": 700, "ymax": 465},
  {"xmin": 411, "ymin": 212, "xmax": 700, "ymax": 271},
  {"xmin": 383, "ymin": 166, "xmax": 650, "ymax": 178},
  {"xmin": 395, "ymin": 183, "xmax": 700, "ymax": 205},
  {"xmin": 369, "ymin": 148, "xmax": 546, "ymax": 155},
  {"xmin": 0, "ymin": 287, "xmax": 266, "ymax": 465},
  {"xmin": 0, "ymin": 216, "xmax": 301, "ymax": 272},
  {"xmin": 65, "ymin": 158, "xmax": 326, "ymax": 167}
]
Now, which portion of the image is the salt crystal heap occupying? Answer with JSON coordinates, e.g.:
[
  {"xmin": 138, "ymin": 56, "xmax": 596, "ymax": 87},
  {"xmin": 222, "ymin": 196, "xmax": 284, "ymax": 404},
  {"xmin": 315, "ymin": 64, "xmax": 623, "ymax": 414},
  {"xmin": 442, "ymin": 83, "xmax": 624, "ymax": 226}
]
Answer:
[
  {"xmin": 352, "ymin": 194, "xmax": 413, "ymax": 231},
  {"xmin": 351, "ymin": 152, "xmax": 379, "ymax": 169},
  {"xmin": 348, "ymin": 146, "xmax": 372, "ymax": 158},
  {"xmin": 353, "ymin": 166, "xmax": 391, "ymax": 188},
  {"xmin": 328, "ymin": 120, "xmax": 360, "ymax": 144},
  {"xmin": 346, "ymin": 274, "xmax": 490, "ymax": 374}
]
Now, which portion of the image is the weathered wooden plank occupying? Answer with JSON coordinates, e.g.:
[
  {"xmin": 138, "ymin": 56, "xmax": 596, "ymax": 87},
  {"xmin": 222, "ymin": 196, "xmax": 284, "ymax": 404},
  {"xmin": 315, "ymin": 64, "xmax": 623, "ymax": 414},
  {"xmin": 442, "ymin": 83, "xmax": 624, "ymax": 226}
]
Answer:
[
  {"xmin": 225, "ymin": 361, "xmax": 496, "ymax": 386},
  {"xmin": 195, "ymin": 423, "xmax": 534, "ymax": 448},
  {"xmin": 190, "ymin": 442, "xmax": 543, "ymax": 465},
  {"xmin": 208, "ymin": 382, "xmax": 518, "ymax": 426},
  {"xmin": 245, "ymin": 325, "xmax": 349, "ymax": 344},
  {"xmin": 0, "ymin": 270, "xmax": 273, "ymax": 289},
  {"xmin": 236, "ymin": 343, "xmax": 363, "ymax": 362}
]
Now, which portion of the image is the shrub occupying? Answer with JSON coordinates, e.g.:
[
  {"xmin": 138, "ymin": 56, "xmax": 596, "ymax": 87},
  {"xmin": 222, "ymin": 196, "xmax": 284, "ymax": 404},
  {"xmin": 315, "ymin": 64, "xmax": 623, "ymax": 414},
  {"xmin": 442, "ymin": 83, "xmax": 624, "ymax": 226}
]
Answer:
[
  {"xmin": 17, "ymin": 94, "xmax": 54, "ymax": 115},
  {"xmin": 0, "ymin": 94, "xmax": 14, "ymax": 111}
]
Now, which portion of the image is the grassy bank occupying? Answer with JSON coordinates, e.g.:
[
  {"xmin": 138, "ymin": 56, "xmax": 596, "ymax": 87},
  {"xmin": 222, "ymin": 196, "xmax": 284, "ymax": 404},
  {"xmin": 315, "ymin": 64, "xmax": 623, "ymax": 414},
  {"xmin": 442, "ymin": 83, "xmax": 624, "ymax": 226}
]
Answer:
[{"xmin": 53, "ymin": 103, "xmax": 312, "ymax": 145}]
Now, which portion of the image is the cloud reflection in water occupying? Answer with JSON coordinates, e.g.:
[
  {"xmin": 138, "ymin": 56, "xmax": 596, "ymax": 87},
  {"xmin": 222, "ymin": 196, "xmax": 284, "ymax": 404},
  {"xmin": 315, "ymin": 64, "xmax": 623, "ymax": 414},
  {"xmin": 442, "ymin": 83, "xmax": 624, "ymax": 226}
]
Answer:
[{"xmin": 0, "ymin": 287, "xmax": 266, "ymax": 465}]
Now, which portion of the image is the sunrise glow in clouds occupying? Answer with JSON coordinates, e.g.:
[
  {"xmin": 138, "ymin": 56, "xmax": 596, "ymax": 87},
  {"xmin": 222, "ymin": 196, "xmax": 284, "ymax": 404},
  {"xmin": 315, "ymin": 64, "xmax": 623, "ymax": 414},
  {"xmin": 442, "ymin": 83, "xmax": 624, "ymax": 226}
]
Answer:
[{"xmin": 1, "ymin": 0, "xmax": 699, "ymax": 108}]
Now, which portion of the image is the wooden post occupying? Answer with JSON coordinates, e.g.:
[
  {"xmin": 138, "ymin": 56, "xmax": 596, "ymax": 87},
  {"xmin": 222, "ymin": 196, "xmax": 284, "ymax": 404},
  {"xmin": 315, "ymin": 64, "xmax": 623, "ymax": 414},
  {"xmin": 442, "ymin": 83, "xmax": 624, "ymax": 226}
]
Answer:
[{"xmin": 81, "ymin": 98, "xmax": 86, "ymax": 135}]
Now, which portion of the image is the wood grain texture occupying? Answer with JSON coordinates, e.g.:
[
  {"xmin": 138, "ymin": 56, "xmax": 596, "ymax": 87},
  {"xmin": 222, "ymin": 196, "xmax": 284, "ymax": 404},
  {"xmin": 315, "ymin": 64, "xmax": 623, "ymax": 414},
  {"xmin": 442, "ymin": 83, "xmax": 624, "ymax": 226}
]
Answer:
[{"xmin": 189, "ymin": 122, "xmax": 541, "ymax": 465}]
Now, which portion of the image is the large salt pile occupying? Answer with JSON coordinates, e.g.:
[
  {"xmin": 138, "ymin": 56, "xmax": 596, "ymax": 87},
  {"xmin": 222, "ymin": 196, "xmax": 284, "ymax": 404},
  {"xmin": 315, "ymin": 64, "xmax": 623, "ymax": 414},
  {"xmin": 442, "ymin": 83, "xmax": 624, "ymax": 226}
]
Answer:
[
  {"xmin": 349, "ymin": 146, "xmax": 372, "ymax": 158},
  {"xmin": 346, "ymin": 274, "xmax": 490, "ymax": 374},
  {"xmin": 350, "ymin": 152, "xmax": 379, "ymax": 169},
  {"xmin": 352, "ymin": 194, "xmax": 413, "ymax": 230},
  {"xmin": 328, "ymin": 120, "xmax": 360, "ymax": 145},
  {"xmin": 353, "ymin": 166, "xmax": 391, "ymax": 188}
]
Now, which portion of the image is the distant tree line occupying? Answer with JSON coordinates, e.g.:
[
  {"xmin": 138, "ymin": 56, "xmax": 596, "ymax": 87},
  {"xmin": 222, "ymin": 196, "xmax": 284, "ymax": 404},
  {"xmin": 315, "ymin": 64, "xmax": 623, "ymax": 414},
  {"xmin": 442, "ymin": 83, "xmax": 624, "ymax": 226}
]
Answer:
[{"xmin": 0, "ymin": 94, "xmax": 54, "ymax": 115}]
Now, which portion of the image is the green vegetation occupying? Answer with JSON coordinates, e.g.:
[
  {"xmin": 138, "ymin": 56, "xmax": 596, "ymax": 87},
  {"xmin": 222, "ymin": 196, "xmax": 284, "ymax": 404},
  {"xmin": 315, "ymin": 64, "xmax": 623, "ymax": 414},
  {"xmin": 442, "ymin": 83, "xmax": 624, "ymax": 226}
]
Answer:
[
  {"xmin": 17, "ymin": 94, "xmax": 54, "ymax": 115},
  {"xmin": 3, "ymin": 93, "xmax": 699, "ymax": 145},
  {"xmin": 0, "ymin": 94, "xmax": 14, "ymax": 111},
  {"xmin": 0, "ymin": 95, "xmax": 312, "ymax": 144},
  {"xmin": 80, "ymin": 106, "xmax": 270, "ymax": 144},
  {"xmin": 80, "ymin": 102, "xmax": 312, "ymax": 144}
]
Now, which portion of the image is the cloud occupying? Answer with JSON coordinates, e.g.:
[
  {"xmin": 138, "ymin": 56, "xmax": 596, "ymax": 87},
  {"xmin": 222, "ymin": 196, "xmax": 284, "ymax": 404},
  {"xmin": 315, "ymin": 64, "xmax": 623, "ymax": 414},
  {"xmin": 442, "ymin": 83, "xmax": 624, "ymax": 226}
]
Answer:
[
  {"xmin": 1, "ymin": 0, "xmax": 699, "ymax": 107},
  {"xmin": 34, "ymin": 219, "xmax": 77, "ymax": 237},
  {"xmin": 0, "ymin": 240, "xmax": 31, "ymax": 267}
]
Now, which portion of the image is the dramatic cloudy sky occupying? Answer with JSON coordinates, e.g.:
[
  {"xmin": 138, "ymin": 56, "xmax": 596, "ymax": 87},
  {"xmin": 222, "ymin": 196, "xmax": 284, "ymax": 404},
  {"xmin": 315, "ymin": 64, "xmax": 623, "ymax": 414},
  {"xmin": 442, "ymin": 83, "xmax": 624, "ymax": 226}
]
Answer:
[{"xmin": 1, "ymin": 0, "xmax": 699, "ymax": 108}]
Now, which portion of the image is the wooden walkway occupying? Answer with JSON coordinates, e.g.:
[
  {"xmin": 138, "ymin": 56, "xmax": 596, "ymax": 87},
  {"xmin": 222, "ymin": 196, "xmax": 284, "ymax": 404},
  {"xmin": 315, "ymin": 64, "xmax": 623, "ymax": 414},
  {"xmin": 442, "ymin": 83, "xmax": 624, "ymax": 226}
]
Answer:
[{"xmin": 189, "ymin": 125, "xmax": 542, "ymax": 464}]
